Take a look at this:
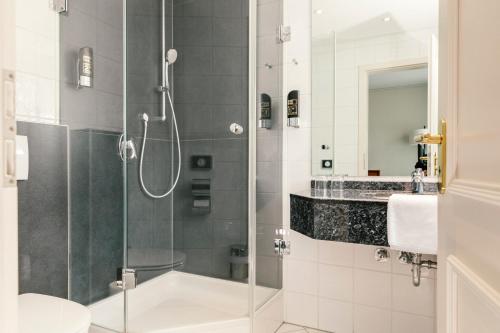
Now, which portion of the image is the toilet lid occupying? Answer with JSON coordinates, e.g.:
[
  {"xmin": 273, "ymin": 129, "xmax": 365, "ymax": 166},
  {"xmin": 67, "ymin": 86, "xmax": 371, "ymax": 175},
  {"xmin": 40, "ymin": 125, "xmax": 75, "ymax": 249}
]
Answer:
[{"xmin": 19, "ymin": 293, "xmax": 91, "ymax": 333}]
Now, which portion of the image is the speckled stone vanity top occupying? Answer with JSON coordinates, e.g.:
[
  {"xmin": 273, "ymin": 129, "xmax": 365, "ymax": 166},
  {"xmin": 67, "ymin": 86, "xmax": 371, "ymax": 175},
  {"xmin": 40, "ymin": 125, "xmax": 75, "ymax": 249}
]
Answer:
[{"xmin": 290, "ymin": 180, "xmax": 438, "ymax": 246}]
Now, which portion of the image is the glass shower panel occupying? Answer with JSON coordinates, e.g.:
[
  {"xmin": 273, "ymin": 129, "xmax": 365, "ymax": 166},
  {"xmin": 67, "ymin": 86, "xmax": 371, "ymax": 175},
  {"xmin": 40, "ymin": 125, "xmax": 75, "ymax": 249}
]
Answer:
[
  {"xmin": 60, "ymin": 0, "xmax": 126, "ymax": 331},
  {"xmin": 125, "ymin": 0, "xmax": 175, "ymax": 285},
  {"xmin": 254, "ymin": 0, "xmax": 284, "ymax": 310}
]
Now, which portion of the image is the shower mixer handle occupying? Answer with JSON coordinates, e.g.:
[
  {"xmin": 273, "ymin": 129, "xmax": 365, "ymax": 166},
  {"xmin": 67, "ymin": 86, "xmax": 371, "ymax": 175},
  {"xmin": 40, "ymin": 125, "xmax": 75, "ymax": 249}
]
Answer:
[{"xmin": 230, "ymin": 123, "xmax": 244, "ymax": 135}]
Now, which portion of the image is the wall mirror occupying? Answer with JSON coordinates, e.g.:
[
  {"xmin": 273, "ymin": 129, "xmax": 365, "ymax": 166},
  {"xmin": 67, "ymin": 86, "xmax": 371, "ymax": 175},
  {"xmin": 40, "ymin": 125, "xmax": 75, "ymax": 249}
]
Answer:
[{"xmin": 311, "ymin": 0, "xmax": 439, "ymax": 177}]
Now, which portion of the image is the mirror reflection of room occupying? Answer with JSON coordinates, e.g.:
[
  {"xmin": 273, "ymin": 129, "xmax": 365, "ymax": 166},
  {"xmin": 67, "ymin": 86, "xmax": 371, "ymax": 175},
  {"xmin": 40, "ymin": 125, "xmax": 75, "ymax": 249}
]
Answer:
[
  {"xmin": 367, "ymin": 64, "xmax": 429, "ymax": 177},
  {"xmin": 311, "ymin": 0, "xmax": 439, "ymax": 178}
]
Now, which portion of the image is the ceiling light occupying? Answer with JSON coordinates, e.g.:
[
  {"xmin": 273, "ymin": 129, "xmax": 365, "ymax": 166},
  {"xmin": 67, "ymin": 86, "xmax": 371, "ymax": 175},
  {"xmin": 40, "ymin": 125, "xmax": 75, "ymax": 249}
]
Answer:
[
  {"xmin": 383, "ymin": 16, "xmax": 391, "ymax": 22},
  {"xmin": 314, "ymin": 9, "xmax": 323, "ymax": 15}
]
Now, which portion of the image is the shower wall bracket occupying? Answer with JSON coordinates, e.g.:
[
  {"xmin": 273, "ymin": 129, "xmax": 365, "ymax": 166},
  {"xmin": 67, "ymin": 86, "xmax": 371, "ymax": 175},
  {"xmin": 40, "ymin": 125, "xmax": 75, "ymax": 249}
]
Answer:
[
  {"xmin": 277, "ymin": 25, "xmax": 291, "ymax": 43},
  {"xmin": 50, "ymin": 0, "xmax": 68, "ymax": 14},
  {"xmin": 118, "ymin": 134, "xmax": 137, "ymax": 162}
]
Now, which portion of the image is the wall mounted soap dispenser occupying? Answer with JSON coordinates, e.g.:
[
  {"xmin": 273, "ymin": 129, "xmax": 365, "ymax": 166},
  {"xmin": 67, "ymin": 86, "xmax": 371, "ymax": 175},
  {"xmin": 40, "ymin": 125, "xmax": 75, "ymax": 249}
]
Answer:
[
  {"xmin": 259, "ymin": 93, "xmax": 272, "ymax": 129},
  {"xmin": 287, "ymin": 90, "xmax": 299, "ymax": 127},
  {"xmin": 77, "ymin": 47, "xmax": 93, "ymax": 89}
]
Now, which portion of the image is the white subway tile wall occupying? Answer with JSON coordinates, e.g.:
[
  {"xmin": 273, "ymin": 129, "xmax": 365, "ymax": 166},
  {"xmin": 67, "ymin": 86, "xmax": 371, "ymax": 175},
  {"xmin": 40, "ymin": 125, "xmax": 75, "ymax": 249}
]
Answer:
[
  {"xmin": 281, "ymin": 0, "xmax": 437, "ymax": 332},
  {"xmin": 15, "ymin": 0, "xmax": 59, "ymax": 124},
  {"xmin": 283, "ymin": 231, "xmax": 436, "ymax": 333}
]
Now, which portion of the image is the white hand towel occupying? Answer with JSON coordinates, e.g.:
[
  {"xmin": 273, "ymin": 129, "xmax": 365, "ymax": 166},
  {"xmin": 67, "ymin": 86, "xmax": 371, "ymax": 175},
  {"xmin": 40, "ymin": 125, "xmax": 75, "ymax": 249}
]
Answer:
[{"xmin": 387, "ymin": 194, "xmax": 438, "ymax": 255}]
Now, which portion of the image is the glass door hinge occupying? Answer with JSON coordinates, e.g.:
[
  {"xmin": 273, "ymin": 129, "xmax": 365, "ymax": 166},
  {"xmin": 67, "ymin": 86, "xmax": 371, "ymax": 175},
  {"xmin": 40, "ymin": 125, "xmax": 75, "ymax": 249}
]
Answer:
[
  {"xmin": 277, "ymin": 25, "xmax": 291, "ymax": 43},
  {"xmin": 50, "ymin": 0, "xmax": 68, "ymax": 13},
  {"xmin": 274, "ymin": 239, "xmax": 291, "ymax": 256},
  {"xmin": 116, "ymin": 268, "xmax": 137, "ymax": 290}
]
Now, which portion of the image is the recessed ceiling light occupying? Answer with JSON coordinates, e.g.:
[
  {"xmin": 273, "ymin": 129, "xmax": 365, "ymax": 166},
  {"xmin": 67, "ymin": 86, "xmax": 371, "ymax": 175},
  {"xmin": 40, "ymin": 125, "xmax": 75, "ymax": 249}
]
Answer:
[
  {"xmin": 314, "ymin": 9, "xmax": 323, "ymax": 15},
  {"xmin": 383, "ymin": 16, "xmax": 391, "ymax": 22}
]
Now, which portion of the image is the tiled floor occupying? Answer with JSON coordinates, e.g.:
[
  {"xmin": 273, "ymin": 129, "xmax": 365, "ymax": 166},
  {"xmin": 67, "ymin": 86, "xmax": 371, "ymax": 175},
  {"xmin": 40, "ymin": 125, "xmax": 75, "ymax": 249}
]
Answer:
[{"xmin": 276, "ymin": 323, "xmax": 330, "ymax": 333}]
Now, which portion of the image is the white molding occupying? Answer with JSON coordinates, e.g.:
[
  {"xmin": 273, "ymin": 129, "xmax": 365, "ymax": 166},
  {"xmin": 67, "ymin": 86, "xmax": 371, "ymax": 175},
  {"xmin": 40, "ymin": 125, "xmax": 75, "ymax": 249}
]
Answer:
[
  {"xmin": 357, "ymin": 58, "xmax": 429, "ymax": 176},
  {"xmin": 442, "ymin": 0, "xmax": 460, "ymax": 184},
  {"xmin": 446, "ymin": 255, "xmax": 500, "ymax": 333},
  {"xmin": 0, "ymin": 0, "xmax": 18, "ymax": 331},
  {"xmin": 447, "ymin": 179, "xmax": 500, "ymax": 207}
]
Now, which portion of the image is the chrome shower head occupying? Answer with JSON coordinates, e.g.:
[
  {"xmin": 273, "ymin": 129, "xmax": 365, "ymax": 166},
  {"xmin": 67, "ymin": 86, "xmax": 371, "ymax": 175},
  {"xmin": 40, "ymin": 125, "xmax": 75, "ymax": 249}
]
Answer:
[{"xmin": 166, "ymin": 49, "xmax": 178, "ymax": 65}]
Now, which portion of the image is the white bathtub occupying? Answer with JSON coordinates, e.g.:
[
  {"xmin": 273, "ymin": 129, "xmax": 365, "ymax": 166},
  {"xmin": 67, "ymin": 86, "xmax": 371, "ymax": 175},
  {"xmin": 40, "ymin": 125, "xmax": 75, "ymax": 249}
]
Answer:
[{"xmin": 89, "ymin": 271, "xmax": 278, "ymax": 333}]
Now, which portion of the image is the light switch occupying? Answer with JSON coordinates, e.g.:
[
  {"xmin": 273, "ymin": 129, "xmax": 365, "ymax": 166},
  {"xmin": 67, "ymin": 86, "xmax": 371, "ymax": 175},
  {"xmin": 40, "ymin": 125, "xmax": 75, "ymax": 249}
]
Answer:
[{"xmin": 16, "ymin": 135, "xmax": 29, "ymax": 180}]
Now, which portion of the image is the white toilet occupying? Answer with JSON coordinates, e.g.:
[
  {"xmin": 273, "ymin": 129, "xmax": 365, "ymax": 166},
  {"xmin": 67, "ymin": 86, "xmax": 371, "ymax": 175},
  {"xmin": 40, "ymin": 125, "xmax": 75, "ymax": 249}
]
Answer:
[{"xmin": 19, "ymin": 293, "xmax": 91, "ymax": 333}]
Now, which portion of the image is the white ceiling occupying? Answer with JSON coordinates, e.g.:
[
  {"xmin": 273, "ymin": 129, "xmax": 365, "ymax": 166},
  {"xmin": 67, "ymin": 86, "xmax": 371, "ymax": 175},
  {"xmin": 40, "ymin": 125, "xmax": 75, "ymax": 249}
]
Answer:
[
  {"xmin": 312, "ymin": 0, "xmax": 438, "ymax": 41},
  {"xmin": 369, "ymin": 66, "xmax": 428, "ymax": 90}
]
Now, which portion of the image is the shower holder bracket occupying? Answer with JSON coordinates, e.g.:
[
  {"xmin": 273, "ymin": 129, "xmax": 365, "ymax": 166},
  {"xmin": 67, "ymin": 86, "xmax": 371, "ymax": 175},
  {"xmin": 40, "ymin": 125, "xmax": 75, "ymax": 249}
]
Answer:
[
  {"xmin": 277, "ymin": 25, "xmax": 291, "ymax": 43},
  {"xmin": 50, "ymin": 0, "xmax": 68, "ymax": 13},
  {"xmin": 118, "ymin": 134, "xmax": 137, "ymax": 162}
]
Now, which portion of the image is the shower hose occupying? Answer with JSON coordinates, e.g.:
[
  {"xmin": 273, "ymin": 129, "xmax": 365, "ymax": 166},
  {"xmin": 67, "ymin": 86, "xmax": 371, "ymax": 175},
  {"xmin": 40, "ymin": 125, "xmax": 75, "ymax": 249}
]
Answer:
[{"xmin": 138, "ymin": 90, "xmax": 181, "ymax": 199}]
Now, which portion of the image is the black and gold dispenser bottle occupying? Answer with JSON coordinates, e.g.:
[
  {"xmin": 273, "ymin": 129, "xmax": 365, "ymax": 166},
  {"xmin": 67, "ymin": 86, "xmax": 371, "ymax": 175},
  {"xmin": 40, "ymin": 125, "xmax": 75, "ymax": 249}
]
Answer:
[
  {"xmin": 287, "ymin": 90, "xmax": 299, "ymax": 127},
  {"xmin": 259, "ymin": 93, "xmax": 272, "ymax": 129}
]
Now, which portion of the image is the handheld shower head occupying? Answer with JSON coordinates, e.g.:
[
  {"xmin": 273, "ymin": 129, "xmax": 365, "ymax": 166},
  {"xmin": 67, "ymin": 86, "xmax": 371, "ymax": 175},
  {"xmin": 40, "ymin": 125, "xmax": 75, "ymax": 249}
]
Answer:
[{"xmin": 166, "ymin": 49, "xmax": 177, "ymax": 65}]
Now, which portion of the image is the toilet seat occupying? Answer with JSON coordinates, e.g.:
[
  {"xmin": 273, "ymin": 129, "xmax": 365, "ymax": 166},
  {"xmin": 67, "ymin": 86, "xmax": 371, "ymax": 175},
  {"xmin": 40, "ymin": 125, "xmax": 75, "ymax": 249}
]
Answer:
[{"xmin": 19, "ymin": 293, "xmax": 91, "ymax": 333}]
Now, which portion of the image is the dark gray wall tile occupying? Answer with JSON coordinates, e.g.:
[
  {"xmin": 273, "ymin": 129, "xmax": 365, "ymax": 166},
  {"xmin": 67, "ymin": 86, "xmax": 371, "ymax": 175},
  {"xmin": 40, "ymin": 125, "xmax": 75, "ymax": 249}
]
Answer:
[
  {"xmin": 97, "ymin": 0, "xmax": 123, "ymax": 30},
  {"xmin": 214, "ymin": 0, "xmax": 243, "ymax": 18},
  {"xmin": 213, "ymin": 18, "xmax": 243, "ymax": 46},
  {"xmin": 17, "ymin": 122, "xmax": 69, "ymax": 298}
]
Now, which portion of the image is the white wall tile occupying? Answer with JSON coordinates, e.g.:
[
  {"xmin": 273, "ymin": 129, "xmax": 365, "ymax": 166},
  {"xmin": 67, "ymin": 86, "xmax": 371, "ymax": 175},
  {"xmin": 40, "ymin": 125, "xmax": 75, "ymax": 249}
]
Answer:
[
  {"xmin": 392, "ymin": 311, "xmax": 435, "ymax": 333},
  {"xmin": 353, "ymin": 304, "xmax": 391, "ymax": 333},
  {"xmin": 287, "ymin": 62, "xmax": 311, "ymax": 95},
  {"xmin": 15, "ymin": 0, "xmax": 58, "ymax": 124},
  {"xmin": 318, "ymin": 264, "xmax": 353, "ymax": 302},
  {"xmin": 354, "ymin": 244, "xmax": 391, "ymax": 272},
  {"xmin": 286, "ymin": 160, "xmax": 310, "ymax": 193},
  {"xmin": 317, "ymin": 240, "xmax": 353, "ymax": 267},
  {"xmin": 258, "ymin": 65, "xmax": 281, "ymax": 98},
  {"xmin": 285, "ymin": 0, "xmax": 311, "ymax": 30},
  {"xmin": 16, "ymin": 0, "xmax": 57, "ymax": 39},
  {"xmin": 286, "ymin": 27, "xmax": 311, "ymax": 65},
  {"xmin": 287, "ymin": 127, "xmax": 311, "ymax": 161},
  {"xmin": 285, "ymin": 258, "xmax": 317, "ymax": 295},
  {"xmin": 288, "ymin": 230, "xmax": 317, "ymax": 262},
  {"xmin": 392, "ymin": 274, "xmax": 435, "ymax": 317},
  {"xmin": 353, "ymin": 269, "xmax": 391, "ymax": 309},
  {"xmin": 258, "ymin": 1, "xmax": 280, "ymax": 37},
  {"xmin": 258, "ymin": 35, "xmax": 280, "ymax": 67},
  {"xmin": 318, "ymin": 298, "xmax": 353, "ymax": 333},
  {"xmin": 285, "ymin": 291, "xmax": 318, "ymax": 328}
]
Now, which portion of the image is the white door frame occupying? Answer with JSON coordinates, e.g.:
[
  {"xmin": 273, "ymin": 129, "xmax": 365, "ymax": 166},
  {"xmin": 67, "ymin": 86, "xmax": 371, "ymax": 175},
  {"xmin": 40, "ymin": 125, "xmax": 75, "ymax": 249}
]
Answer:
[
  {"xmin": 0, "ymin": 0, "xmax": 18, "ymax": 331},
  {"xmin": 357, "ymin": 58, "xmax": 430, "ymax": 176}
]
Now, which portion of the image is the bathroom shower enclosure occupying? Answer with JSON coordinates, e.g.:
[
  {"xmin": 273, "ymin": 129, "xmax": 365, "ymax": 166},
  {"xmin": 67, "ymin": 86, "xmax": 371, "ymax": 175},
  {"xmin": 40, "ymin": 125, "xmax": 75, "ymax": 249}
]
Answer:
[{"xmin": 60, "ymin": 0, "xmax": 281, "ymax": 332}]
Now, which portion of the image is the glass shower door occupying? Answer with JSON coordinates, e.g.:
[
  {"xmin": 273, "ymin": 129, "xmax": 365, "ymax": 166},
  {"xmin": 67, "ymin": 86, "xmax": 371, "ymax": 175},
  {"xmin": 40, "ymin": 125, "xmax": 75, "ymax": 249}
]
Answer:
[{"xmin": 123, "ymin": 0, "xmax": 254, "ymax": 331}]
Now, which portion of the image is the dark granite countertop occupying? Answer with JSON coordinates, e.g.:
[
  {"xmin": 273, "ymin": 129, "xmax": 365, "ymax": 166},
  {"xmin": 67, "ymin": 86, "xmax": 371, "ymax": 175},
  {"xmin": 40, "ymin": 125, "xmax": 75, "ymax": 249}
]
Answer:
[
  {"xmin": 290, "ymin": 181, "xmax": 438, "ymax": 246},
  {"xmin": 297, "ymin": 189, "xmax": 404, "ymax": 202}
]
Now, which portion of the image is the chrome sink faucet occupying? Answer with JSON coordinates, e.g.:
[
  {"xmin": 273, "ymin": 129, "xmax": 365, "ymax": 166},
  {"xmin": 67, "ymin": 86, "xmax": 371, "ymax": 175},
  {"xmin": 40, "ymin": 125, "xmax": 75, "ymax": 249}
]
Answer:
[{"xmin": 411, "ymin": 168, "xmax": 425, "ymax": 194}]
